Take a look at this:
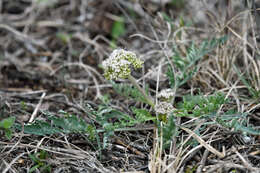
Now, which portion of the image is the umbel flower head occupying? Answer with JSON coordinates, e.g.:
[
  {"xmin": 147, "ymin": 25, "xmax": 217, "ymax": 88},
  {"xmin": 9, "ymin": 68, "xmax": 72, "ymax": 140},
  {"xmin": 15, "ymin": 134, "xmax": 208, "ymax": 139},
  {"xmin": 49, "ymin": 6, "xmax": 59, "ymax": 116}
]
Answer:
[
  {"xmin": 155, "ymin": 101, "xmax": 174, "ymax": 115},
  {"xmin": 102, "ymin": 49, "xmax": 143, "ymax": 80}
]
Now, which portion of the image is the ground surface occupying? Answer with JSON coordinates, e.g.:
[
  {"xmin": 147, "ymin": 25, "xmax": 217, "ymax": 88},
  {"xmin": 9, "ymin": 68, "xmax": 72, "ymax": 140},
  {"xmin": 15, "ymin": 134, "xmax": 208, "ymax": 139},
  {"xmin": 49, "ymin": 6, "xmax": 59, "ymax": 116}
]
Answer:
[{"xmin": 0, "ymin": 0, "xmax": 260, "ymax": 173}]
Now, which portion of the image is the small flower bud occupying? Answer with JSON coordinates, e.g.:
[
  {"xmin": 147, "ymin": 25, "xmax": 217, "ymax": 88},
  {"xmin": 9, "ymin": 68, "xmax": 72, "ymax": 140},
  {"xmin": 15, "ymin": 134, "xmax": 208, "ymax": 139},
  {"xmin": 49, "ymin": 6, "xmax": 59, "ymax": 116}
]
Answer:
[{"xmin": 157, "ymin": 89, "xmax": 175, "ymax": 101}]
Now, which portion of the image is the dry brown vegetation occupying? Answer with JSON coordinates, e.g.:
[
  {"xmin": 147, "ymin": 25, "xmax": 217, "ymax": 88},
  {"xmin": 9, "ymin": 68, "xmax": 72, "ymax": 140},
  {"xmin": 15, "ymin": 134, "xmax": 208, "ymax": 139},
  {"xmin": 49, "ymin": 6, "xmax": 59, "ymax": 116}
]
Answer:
[{"xmin": 0, "ymin": 0, "xmax": 260, "ymax": 172}]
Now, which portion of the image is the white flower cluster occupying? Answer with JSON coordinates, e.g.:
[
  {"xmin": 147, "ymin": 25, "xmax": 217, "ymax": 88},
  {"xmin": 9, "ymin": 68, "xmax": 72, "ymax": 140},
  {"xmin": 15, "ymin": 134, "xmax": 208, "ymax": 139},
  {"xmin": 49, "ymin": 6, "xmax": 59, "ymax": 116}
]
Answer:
[
  {"xmin": 157, "ymin": 88, "xmax": 174, "ymax": 101},
  {"xmin": 102, "ymin": 49, "xmax": 143, "ymax": 80},
  {"xmin": 155, "ymin": 101, "xmax": 174, "ymax": 115}
]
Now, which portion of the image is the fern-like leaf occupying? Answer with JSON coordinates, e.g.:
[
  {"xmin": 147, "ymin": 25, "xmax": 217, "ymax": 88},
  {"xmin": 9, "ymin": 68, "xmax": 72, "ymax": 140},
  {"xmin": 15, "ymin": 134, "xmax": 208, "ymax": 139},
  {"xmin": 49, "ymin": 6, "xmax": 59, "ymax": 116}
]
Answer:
[
  {"xmin": 215, "ymin": 113, "xmax": 260, "ymax": 135},
  {"xmin": 167, "ymin": 36, "xmax": 227, "ymax": 88},
  {"xmin": 175, "ymin": 92, "xmax": 226, "ymax": 117},
  {"xmin": 15, "ymin": 111, "xmax": 95, "ymax": 137},
  {"xmin": 111, "ymin": 81, "xmax": 149, "ymax": 104}
]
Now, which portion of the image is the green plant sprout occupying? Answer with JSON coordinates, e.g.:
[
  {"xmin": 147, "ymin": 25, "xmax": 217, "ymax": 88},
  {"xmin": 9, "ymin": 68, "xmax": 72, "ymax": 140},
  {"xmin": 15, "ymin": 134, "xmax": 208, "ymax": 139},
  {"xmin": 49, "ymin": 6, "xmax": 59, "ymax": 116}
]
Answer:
[
  {"xmin": 29, "ymin": 150, "xmax": 51, "ymax": 173},
  {"xmin": 110, "ymin": 17, "xmax": 125, "ymax": 48},
  {"xmin": 0, "ymin": 116, "xmax": 15, "ymax": 140}
]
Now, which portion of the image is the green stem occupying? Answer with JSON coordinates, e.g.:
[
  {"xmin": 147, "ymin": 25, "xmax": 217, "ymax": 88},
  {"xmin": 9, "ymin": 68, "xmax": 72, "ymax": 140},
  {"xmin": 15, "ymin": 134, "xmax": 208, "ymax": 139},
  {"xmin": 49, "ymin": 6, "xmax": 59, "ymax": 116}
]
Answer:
[{"xmin": 128, "ymin": 75, "xmax": 155, "ymax": 108}]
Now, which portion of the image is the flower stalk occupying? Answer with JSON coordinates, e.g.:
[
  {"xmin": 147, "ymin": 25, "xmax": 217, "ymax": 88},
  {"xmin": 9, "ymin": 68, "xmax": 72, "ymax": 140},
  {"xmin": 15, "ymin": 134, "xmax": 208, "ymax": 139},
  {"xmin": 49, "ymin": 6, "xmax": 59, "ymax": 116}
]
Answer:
[{"xmin": 128, "ymin": 75, "xmax": 155, "ymax": 108}]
